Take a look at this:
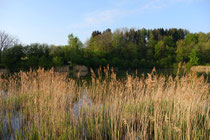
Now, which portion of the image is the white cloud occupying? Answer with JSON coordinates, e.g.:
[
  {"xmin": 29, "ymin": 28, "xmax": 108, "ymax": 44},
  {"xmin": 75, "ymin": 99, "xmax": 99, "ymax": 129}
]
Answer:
[
  {"xmin": 137, "ymin": 0, "xmax": 202, "ymax": 11},
  {"xmin": 140, "ymin": 1, "xmax": 166, "ymax": 10},
  {"xmin": 84, "ymin": 10, "xmax": 122, "ymax": 26},
  {"xmin": 70, "ymin": 0, "xmax": 202, "ymax": 29},
  {"xmin": 170, "ymin": 0, "xmax": 200, "ymax": 2},
  {"xmin": 70, "ymin": 9, "xmax": 131, "ymax": 29}
]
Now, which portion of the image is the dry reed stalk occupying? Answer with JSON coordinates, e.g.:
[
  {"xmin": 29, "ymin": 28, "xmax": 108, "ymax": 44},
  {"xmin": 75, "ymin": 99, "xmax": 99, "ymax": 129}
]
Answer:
[{"xmin": 0, "ymin": 67, "xmax": 209, "ymax": 139}]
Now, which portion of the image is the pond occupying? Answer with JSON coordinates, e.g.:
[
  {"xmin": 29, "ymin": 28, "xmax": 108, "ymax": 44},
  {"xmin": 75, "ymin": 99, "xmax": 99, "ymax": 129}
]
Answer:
[{"xmin": 0, "ymin": 89, "xmax": 95, "ymax": 139}]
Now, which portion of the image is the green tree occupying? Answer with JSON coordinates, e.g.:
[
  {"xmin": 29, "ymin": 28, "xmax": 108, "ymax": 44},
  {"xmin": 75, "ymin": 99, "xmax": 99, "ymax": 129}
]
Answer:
[
  {"xmin": 2, "ymin": 45, "xmax": 25, "ymax": 72},
  {"xmin": 68, "ymin": 34, "xmax": 83, "ymax": 50},
  {"xmin": 65, "ymin": 34, "xmax": 83, "ymax": 65},
  {"xmin": 52, "ymin": 56, "xmax": 64, "ymax": 66},
  {"xmin": 176, "ymin": 33, "xmax": 198, "ymax": 63},
  {"xmin": 188, "ymin": 48, "xmax": 199, "ymax": 66}
]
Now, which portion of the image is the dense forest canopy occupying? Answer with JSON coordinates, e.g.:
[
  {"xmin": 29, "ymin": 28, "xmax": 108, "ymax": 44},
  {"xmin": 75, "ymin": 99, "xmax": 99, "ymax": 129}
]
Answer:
[{"xmin": 1, "ymin": 28, "xmax": 210, "ymax": 72}]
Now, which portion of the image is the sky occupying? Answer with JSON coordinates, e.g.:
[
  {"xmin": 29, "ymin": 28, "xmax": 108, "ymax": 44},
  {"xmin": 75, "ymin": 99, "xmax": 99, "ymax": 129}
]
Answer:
[{"xmin": 0, "ymin": 0, "xmax": 210, "ymax": 45}]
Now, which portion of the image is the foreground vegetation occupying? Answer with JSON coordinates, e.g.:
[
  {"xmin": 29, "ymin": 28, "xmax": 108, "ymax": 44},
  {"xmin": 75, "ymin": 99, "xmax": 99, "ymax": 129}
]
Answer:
[{"xmin": 0, "ymin": 66, "xmax": 209, "ymax": 139}]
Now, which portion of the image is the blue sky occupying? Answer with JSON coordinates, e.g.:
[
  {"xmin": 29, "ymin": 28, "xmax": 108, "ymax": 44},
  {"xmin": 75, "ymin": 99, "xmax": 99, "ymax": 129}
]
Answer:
[{"xmin": 0, "ymin": 0, "xmax": 209, "ymax": 45}]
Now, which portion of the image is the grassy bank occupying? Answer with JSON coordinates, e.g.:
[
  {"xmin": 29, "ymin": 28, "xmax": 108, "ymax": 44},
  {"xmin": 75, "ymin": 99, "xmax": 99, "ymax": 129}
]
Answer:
[{"xmin": 0, "ymin": 67, "xmax": 209, "ymax": 139}]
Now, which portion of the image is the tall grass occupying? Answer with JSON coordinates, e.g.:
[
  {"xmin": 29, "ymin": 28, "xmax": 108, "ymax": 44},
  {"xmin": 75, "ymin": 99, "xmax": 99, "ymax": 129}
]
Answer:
[{"xmin": 0, "ymin": 67, "xmax": 209, "ymax": 139}]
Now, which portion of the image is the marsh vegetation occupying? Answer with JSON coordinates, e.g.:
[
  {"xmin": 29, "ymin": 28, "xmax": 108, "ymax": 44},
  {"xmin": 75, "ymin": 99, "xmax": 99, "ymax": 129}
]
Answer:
[{"xmin": 0, "ymin": 66, "xmax": 209, "ymax": 139}]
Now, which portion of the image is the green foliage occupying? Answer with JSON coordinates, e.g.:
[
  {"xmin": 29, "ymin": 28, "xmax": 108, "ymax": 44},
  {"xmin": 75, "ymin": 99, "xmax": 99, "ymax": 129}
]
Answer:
[
  {"xmin": 52, "ymin": 56, "xmax": 64, "ymax": 66},
  {"xmin": 1, "ymin": 45, "xmax": 25, "ymax": 72},
  {"xmin": 68, "ymin": 33, "xmax": 83, "ymax": 50},
  {"xmin": 0, "ymin": 29, "xmax": 209, "ymax": 72},
  {"xmin": 188, "ymin": 48, "xmax": 199, "ymax": 66}
]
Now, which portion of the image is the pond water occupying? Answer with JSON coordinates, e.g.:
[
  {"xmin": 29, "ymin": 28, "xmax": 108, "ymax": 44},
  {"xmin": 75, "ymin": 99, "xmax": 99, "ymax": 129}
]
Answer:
[
  {"xmin": 1, "ymin": 111, "xmax": 22, "ymax": 139},
  {"xmin": 0, "ymin": 89, "xmax": 94, "ymax": 139},
  {"xmin": 0, "ymin": 91, "xmax": 21, "ymax": 139},
  {"xmin": 73, "ymin": 93, "xmax": 93, "ymax": 117}
]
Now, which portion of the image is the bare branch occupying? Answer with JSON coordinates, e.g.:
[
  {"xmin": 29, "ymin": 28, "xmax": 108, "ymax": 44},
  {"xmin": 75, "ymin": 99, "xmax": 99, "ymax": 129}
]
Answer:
[{"xmin": 0, "ymin": 31, "xmax": 18, "ymax": 51}]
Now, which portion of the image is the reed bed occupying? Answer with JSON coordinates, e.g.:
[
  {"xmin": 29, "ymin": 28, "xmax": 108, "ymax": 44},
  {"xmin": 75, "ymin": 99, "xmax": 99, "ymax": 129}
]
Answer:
[{"xmin": 0, "ymin": 67, "xmax": 209, "ymax": 140}]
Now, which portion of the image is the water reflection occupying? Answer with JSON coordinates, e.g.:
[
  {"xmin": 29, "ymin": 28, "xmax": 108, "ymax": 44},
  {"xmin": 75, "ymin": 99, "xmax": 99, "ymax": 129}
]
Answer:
[
  {"xmin": 2, "ymin": 111, "xmax": 22, "ymax": 139},
  {"xmin": 73, "ymin": 91, "xmax": 93, "ymax": 117}
]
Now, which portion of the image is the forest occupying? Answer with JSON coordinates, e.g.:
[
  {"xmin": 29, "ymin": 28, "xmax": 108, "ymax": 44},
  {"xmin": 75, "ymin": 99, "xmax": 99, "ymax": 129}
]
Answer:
[{"xmin": 1, "ymin": 28, "xmax": 210, "ymax": 72}]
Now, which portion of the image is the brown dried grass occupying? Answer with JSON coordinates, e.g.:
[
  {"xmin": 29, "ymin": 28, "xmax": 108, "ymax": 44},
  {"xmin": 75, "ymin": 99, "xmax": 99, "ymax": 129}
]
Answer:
[{"xmin": 0, "ymin": 67, "xmax": 209, "ymax": 139}]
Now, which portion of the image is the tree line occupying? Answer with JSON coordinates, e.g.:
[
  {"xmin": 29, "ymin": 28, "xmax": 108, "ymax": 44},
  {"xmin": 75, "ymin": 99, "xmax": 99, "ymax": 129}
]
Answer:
[{"xmin": 0, "ymin": 28, "xmax": 210, "ymax": 72}]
